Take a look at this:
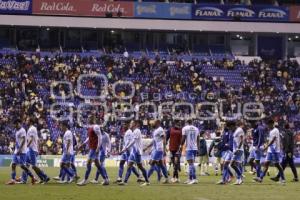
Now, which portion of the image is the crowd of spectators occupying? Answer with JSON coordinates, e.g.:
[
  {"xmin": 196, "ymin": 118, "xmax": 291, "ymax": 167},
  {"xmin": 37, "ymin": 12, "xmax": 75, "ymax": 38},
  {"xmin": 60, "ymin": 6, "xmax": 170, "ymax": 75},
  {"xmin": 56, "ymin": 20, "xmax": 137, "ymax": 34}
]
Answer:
[{"xmin": 0, "ymin": 50, "xmax": 300, "ymax": 156}]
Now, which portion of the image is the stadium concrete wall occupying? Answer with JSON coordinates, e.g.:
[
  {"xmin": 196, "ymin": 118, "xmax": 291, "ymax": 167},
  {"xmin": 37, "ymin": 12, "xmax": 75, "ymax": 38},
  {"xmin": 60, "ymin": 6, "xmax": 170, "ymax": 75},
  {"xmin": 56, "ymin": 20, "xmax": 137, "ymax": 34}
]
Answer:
[{"xmin": 1, "ymin": 14, "xmax": 300, "ymax": 33}]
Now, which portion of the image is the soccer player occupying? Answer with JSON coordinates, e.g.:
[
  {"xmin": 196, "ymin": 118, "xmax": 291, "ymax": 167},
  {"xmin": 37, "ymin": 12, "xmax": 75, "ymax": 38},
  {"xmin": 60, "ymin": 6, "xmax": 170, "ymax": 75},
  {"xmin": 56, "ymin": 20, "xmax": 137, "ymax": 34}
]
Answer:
[
  {"xmin": 70, "ymin": 132, "xmax": 79, "ymax": 180},
  {"xmin": 254, "ymin": 119, "xmax": 286, "ymax": 184},
  {"xmin": 90, "ymin": 128, "xmax": 111, "ymax": 185},
  {"xmin": 20, "ymin": 117, "xmax": 50, "ymax": 184},
  {"xmin": 6, "ymin": 119, "xmax": 36, "ymax": 185},
  {"xmin": 57, "ymin": 121, "xmax": 76, "ymax": 184},
  {"xmin": 230, "ymin": 121, "xmax": 245, "ymax": 185},
  {"xmin": 208, "ymin": 131, "xmax": 222, "ymax": 176},
  {"xmin": 248, "ymin": 121, "xmax": 265, "ymax": 179},
  {"xmin": 53, "ymin": 132, "xmax": 79, "ymax": 182},
  {"xmin": 166, "ymin": 120, "xmax": 182, "ymax": 183},
  {"xmin": 77, "ymin": 118, "xmax": 103, "ymax": 186},
  {"xmin": 216, "ymin": 122, "xmax": 234, "ymax": 185},
  {"xmin": 271, "ymin": 123, "xmax": 298, "ymax": 182},
  {"xmin": 144, "ymin": 120, "xmax": 169, "ymax": 184},
  {"xmin": 180, "ymin": 119, "xmax": 199, "ymax": 185},
  {"xmin": 119, "ymin": 120, "xmax": 150, "ymax": 186},
  {"xmin": 115, "ymin": 122, "xmax": 141, "ymax": 183}
]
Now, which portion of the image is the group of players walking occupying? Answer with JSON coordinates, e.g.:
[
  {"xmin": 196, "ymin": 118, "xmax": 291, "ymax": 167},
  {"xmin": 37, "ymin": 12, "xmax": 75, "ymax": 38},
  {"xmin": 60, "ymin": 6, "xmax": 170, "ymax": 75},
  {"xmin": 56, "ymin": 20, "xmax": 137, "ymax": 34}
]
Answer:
[{"xmin": 6, "ymin": 116, "xmax": 298, "ymax": 186}]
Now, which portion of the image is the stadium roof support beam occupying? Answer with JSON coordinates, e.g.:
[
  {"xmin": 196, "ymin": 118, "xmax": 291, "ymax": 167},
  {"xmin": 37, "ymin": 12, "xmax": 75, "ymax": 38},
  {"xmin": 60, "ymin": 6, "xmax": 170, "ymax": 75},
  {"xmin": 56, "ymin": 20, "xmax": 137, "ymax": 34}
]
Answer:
[{"xmin": 1, "ymin": 15, "xmax": 300, "ymax": 34}]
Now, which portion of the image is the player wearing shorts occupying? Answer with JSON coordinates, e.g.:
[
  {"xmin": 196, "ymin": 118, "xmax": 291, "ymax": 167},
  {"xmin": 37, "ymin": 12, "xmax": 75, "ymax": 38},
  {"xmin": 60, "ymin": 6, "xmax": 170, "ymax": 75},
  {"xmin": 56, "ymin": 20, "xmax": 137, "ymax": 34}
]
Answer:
[
  {"xmin": 254, "ymin": 119, "xmax": 286, "ymax": 184},
  {"xmin": 70, "ymin": 133, "xmax": 79, "ymax": 180},
  {"xmin": 119, "ymin": 120, "xmax": 150, "ymax": 186},
  {"xmin": 180, "ymin": 119, "xmax": 199, "ymax": 185},
  {"xmin": 144, "ymin": 120, "xmax": 169, "ymax": 184},
  {"xmin": 230, "ymin": 121, "xmax": 245, "ymax": 185},
  {"xmin": 57, "ymin": 121, "xmax": 76, "ymax": 184},
  {"xmin": 91, "ymin": 129, "xmax": 111, "ymax": 185},
  {"xmin": 115, "ymin": 122, "xmax": 141, "ymax": 183},
  {"xmin": 53, "ymin": 133, "xmax": 78, "ymax": 182},
  {"xmin": 6, "ymin": 119, "xmax": 36, "ymax": 185},
  {"xmin": 217, "ymin": 122, "xmax": 234, "ymax": 185},
  {"xmin": 77, "ymin": 117, "xmax": 103, "ymax": 186},
  {"xmin": 248, "ymin": 122, "xmax": 265, "ymax": 179},
  {"xmin": 271, "ymin": 123, "xmax": 298, "ymax": 182},
  {"xmin": 20, "ymin": 117, "xmax": 49, "ymax": 184}
]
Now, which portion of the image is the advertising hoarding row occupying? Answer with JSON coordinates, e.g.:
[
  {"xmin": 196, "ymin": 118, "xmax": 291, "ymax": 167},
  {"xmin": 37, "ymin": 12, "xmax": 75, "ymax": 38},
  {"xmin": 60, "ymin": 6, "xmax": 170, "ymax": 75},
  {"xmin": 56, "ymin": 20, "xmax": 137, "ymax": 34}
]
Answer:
[
  {"xmin": 191, "ymin": 4, "xmax": 289, "ymax": 22},
  {"xmin": 0, "ymin": 0, "xmax": 299, "ymax": 23}
]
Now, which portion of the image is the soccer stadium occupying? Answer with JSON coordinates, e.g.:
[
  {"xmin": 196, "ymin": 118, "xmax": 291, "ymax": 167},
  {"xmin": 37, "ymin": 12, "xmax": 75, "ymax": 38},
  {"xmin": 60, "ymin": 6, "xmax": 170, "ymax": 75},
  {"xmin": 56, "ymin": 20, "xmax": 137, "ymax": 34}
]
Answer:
[{"xmin": 0, "ymin": 0, "xmax": 300, "ymax": 200}]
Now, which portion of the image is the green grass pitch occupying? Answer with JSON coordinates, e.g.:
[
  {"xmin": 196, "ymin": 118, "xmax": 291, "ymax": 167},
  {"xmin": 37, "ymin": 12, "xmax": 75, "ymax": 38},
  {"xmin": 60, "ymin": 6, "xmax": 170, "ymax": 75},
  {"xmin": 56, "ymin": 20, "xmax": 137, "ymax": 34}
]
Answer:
[{"xmin": 0, "ymin": 166, "xmax": 299, "ymax": 200}]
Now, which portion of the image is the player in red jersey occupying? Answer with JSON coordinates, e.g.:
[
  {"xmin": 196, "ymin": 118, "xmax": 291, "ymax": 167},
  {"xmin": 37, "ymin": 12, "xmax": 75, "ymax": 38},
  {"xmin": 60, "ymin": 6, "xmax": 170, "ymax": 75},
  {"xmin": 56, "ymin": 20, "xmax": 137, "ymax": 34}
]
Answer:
[{"xmin": 77, "ymin": 117, "xmax": 105, "ymax": 186}]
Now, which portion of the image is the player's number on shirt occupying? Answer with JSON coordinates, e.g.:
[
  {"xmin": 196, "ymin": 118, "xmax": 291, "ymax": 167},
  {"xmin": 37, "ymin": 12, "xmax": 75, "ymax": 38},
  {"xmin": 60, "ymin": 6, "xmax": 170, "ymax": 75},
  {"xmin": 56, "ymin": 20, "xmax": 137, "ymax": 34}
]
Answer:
[{"xmin": 190, "ymin": 131, "xmax": 196, "ymax": 142}]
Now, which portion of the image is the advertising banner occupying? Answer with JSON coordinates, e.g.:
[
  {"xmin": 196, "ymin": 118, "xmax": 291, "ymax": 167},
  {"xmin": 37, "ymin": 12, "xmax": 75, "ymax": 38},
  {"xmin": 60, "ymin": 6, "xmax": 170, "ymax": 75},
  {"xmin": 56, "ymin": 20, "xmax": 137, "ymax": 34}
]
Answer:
[
  {"xmin": 0, "ymin": 1, "xmax": 294, "ymax": 23},
  {"xmin": 289, "ymin": 6, "xmax": 300, "ymax": 22},
  {"xmin": 0, "ymin": 0, "xmax": 32, "ymax": 14},
  {"xmin": 255, "ymin": 6, "xmax": 289, "ymax": 22},
  {"xmin": 2, "ymin": 158, "xmax": 54, "ymax": 167},
  {"xmin": 32, "ymin": 0, "xmax": 134, "ymax": 17},
  {"xmin": 192, "ymin": 4, "xmax": 289, "ymax": 22},
  {"xmin": 134, "ymin": 2, "xmax": 191, "ymax": 19},
  {"xmin": 192, "ymin": 4, "xmax": 226, "ymax": 20}
]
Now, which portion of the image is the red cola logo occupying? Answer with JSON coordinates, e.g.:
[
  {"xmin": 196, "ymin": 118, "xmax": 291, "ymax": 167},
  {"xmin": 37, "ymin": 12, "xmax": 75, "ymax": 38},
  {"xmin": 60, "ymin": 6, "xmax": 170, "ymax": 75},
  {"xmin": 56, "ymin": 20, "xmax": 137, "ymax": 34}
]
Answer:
[
  {"xmin": 40, "ymin": 2, "xmax": 76, "ymax": 12},
  {"xmin": 91, "ymin": 3, "xmax": 126, "ymax": 14}
]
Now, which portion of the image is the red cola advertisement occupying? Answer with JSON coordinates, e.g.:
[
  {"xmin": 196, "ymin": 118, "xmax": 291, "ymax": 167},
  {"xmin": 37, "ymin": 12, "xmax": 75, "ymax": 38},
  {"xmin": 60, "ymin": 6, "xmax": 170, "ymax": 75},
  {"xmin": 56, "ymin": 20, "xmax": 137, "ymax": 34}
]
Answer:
[{"xmin": 32, "ymin": 0, "xmax": 134, "ymax": 17}]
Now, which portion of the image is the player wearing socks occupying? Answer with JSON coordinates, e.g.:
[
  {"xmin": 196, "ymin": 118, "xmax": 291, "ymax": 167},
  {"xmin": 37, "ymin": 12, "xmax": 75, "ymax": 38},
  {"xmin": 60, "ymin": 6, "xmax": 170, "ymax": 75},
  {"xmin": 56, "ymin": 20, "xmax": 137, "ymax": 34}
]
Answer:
[
  {"xmin": 180, "ymin": 119, "xmax": 199, "ymax": 185},
  {"xmin": 53, "ymin": 132, "xmax": 79, "ymax": 182},
  {"xmin": 254, "ymin": 119, "xmax": 286, "ymax": 184},
  {"xmin": 248, "ymin": 121, "xmax": 265, "ymax": 180},
  {"xmin": 144, "ymin": 120, "xmax": 169, "ymax": 184},
  {"xmin": 217, "ymin": 122, "xmax": 234, "ymax": 185},
  {"xmin": 271, "ymin": 123, "xmax": 298, "ymax": 182},
  {"xmin": 6, "ymin": 119, "xmax": 36, "ymax": 185},
  {"xmin": 230, "ymin": 121, "xmax": 245, "ymax": 185},
  {"xmin": 20, "ymin": 117, "xmax": 50, "ymax": 184},
  {"xmin": 90, "ymin": 129, "xmax": 111, "ymax": 185},
  {"xmin": 70, "ymin": 133, "xmax": 79, "ymax": 180},
  {"xmin": 77, "ymin": 118, "xmax": 103, "ymax": 186},
  {"xmin": 119, "ymin": 120, "xmax": 150, "ymax": 186},
  {"xmin": 166, "ymin": 120, "xmax": 182, "ymax": 183},
  {"xmin": 57, "ymin": 121, "xmax": 75, "ymax": 184},
  {"xmin": 115, "ymin": 122, "xmax": 141, "ymax": 183}
]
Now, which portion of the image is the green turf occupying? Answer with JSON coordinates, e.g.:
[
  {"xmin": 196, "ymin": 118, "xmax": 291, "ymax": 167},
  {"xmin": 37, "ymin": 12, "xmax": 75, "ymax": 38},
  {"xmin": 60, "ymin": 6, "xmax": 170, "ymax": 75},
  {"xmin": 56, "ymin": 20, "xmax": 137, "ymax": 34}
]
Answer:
[{"xmin": 0, "ymin": 166, "xmax": 299, "ymax": 200}]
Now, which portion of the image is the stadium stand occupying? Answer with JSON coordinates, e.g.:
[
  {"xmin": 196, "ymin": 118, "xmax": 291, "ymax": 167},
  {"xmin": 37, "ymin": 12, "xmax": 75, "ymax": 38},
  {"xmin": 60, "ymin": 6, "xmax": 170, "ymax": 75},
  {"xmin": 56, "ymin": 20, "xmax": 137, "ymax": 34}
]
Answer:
[{"xmin": 0, "ymin": 50, "xmax": 299, "ymax": 155}]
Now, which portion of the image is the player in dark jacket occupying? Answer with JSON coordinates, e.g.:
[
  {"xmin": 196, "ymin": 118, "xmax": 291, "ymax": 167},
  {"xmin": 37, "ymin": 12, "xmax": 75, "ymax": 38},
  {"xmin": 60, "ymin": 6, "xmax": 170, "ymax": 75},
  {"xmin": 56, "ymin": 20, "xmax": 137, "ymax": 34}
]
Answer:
[{"xmin": 166, "ymin": 120, "xmax": 182, "ymax": 183}]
